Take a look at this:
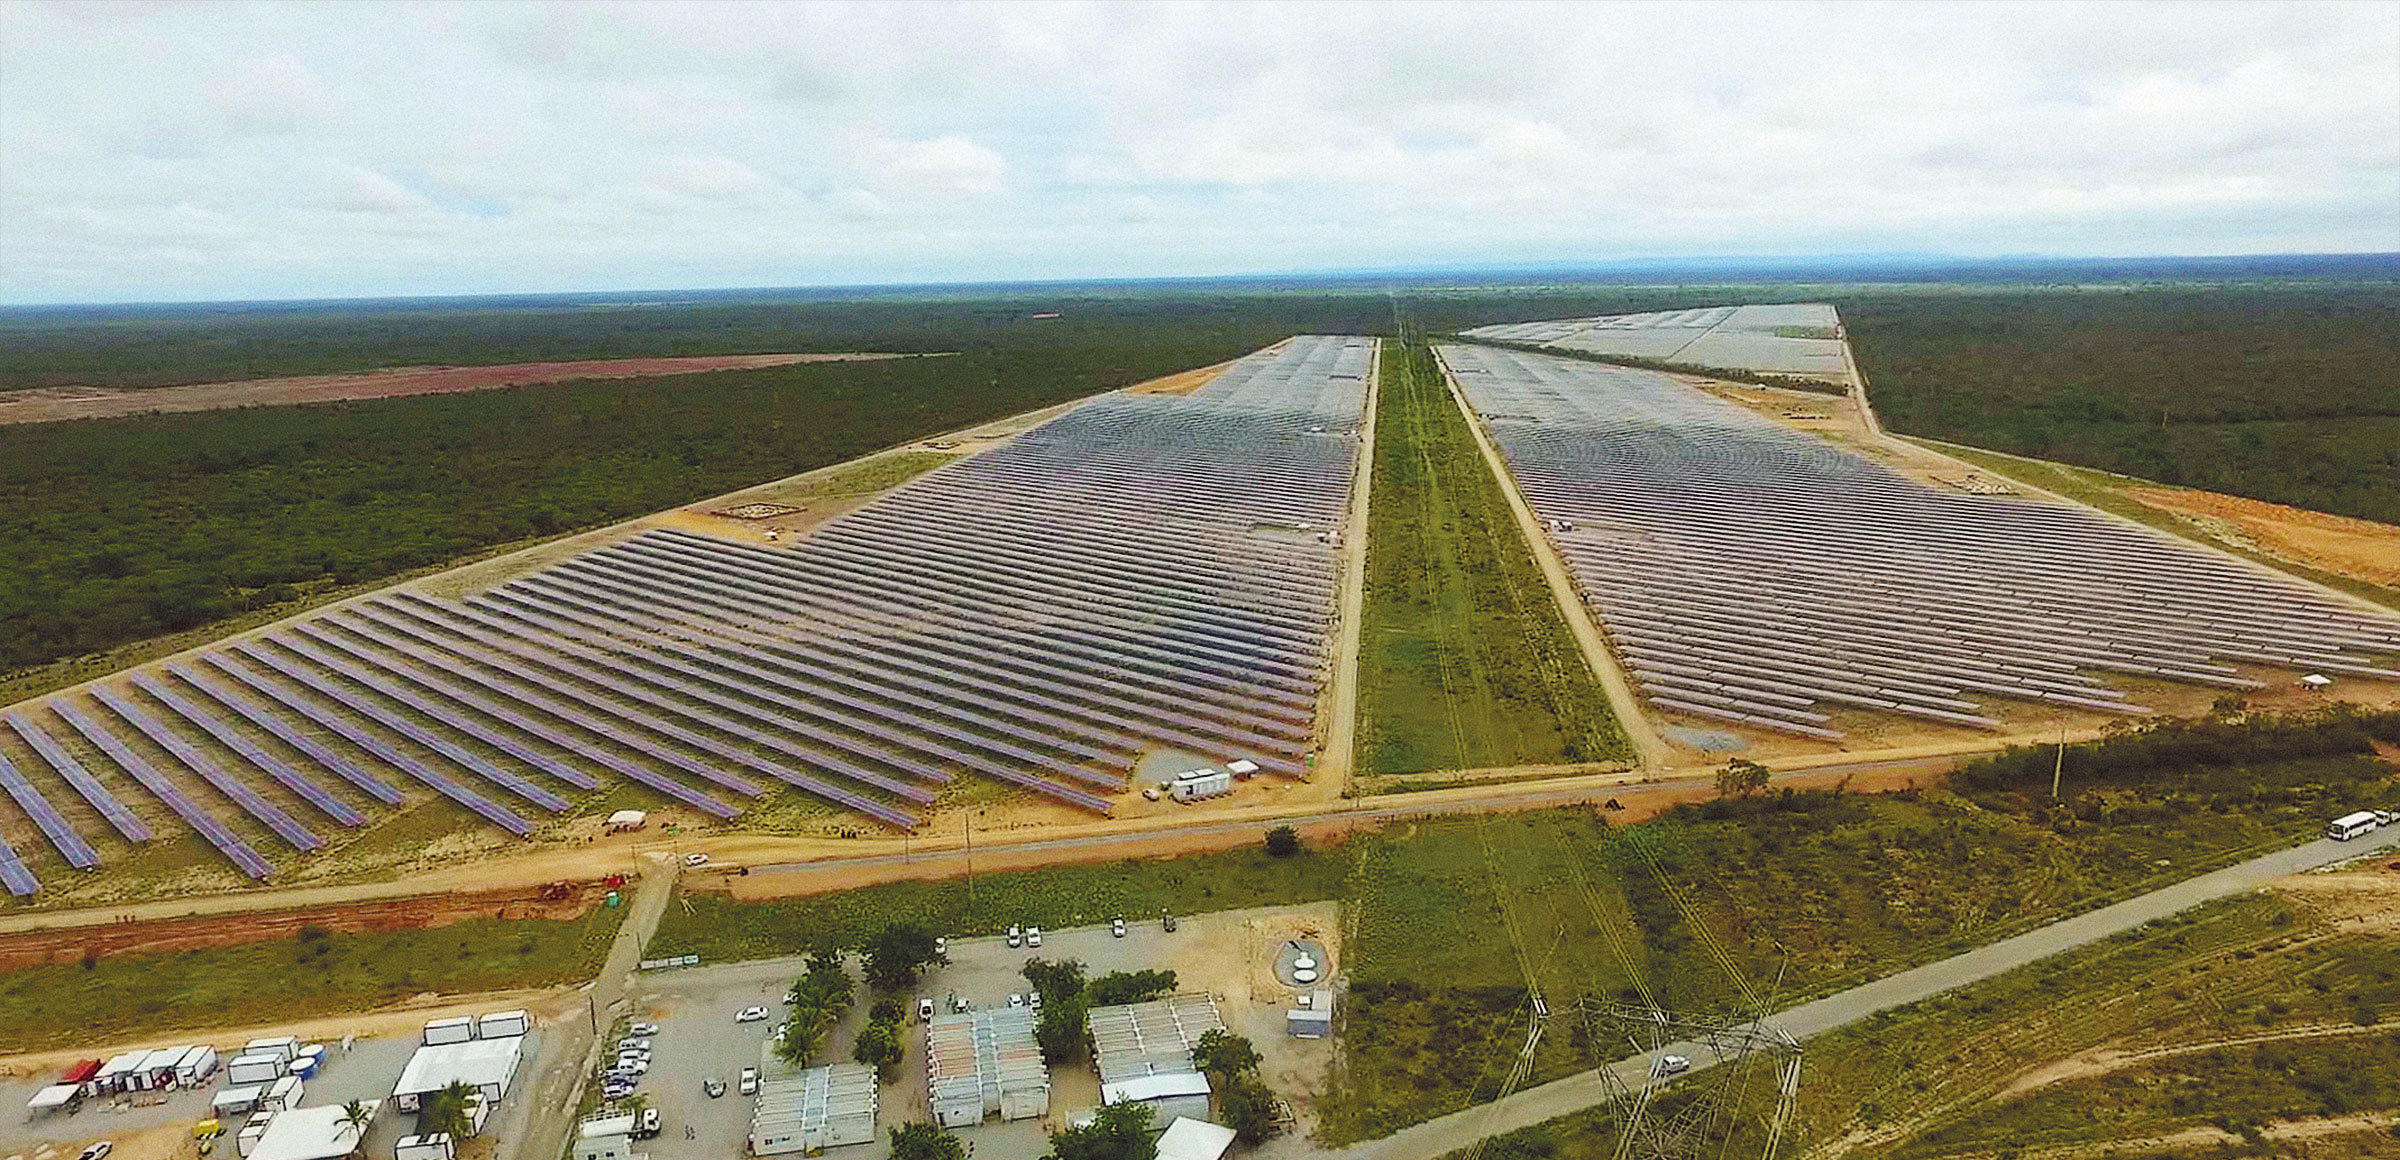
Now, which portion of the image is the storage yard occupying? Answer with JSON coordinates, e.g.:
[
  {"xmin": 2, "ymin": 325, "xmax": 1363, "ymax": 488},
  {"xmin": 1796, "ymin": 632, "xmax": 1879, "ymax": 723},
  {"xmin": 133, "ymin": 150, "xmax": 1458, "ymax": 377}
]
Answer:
[
  {"xmin": 0, "ymin": 338, "xmax": 1372, "ymax": 895},
  {"xmin": 1437, "ymin": 341, "xmax": 2400, "ymax": 745}
]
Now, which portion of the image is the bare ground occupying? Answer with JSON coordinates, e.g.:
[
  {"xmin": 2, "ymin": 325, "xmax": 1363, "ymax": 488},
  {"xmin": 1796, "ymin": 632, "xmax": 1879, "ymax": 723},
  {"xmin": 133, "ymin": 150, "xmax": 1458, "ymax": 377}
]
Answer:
[
  {"xmin": 2126, "ymin": 487, "xmax": 2400, "ymax": 590},
  {"xmin": 0, "ymin": 353, "xmax": 929, "ymax": 425}
]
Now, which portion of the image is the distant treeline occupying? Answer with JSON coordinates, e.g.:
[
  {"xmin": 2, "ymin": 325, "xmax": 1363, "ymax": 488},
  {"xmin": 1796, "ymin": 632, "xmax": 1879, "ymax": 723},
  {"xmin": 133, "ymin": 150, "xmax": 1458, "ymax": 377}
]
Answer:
[
  {"xmin": 1842, "ymin": 285, "xmax": 2400, "ymax": 524},
  {"xmin": 1952, "ymin": 707, "xmax": 2400, "ymax": 797}
]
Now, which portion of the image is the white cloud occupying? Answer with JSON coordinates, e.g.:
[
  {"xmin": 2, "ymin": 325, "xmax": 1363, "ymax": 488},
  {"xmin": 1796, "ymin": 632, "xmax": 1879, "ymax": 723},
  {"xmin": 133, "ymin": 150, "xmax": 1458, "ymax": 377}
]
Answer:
[{"xmin": 0, "ymin": 0, "xmax": 2393, "ymax": 302}]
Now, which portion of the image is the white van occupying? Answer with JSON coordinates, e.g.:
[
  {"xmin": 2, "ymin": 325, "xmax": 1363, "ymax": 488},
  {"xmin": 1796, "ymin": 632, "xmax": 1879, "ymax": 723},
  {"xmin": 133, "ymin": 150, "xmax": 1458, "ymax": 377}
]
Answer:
[{"xmin": 2327, "ymin": 811, "xmax": 2382, "ymax": 841}]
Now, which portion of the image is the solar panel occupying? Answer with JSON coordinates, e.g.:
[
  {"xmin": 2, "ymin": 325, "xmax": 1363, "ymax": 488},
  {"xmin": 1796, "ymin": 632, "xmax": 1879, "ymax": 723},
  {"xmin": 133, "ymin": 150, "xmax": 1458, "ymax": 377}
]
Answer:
[
  {"xmin": 48, "ymin": 699, "xmax": 276, "ymax": 881},
  {"xmin": 163, "ymin": 664, "xmax": 405, "ymax": 805},
  {"xmin": 196, "ymin": 654, "xmax": 535, "ymax": 837},
  {"xmin": 0, "ymin": 832, "xmax": 37, "ymax": 896},
  {"xmin": 88, "ymin": 685, "xmax": 324, "ymax": 851},
  {"xmin": 0, "ymin": 750, "xmax": 100, "ymax": 868},
  {"xmin": 132, "ymin": 672, "xmax": 370, "ymax": 825},
  {"xmin": 4, "ymin": 712, "xmax": 153, "ymax": 842}
]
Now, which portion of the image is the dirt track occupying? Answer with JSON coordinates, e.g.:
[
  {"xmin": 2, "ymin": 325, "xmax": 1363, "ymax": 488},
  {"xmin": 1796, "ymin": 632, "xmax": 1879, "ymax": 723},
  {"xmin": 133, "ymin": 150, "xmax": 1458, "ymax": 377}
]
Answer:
[{"xmin": 0, "ymin": 352, "xmax": 920, "ymax": 424}]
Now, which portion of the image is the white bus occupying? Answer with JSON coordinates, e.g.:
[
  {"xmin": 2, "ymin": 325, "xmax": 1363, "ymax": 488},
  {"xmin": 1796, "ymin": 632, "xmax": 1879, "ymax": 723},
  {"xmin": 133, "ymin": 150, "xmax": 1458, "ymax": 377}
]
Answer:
[{"xmin": 2326, "ymin": 811, "xmax": 2382, "ymax": 841}]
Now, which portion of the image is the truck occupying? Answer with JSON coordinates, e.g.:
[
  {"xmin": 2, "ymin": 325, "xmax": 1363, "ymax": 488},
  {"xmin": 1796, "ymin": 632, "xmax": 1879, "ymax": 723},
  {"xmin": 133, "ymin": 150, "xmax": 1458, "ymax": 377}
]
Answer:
[{"xmin": 422, "ymin": 1017, "xmax": 476, "ymax": 1046}]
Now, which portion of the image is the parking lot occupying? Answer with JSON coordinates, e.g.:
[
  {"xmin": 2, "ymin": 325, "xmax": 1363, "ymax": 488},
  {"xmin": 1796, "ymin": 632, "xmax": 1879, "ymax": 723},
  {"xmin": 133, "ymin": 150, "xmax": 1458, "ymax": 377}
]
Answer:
[{"xmin": 621, "ymin": 901, "xmax": 1339, "ymax": 1159}]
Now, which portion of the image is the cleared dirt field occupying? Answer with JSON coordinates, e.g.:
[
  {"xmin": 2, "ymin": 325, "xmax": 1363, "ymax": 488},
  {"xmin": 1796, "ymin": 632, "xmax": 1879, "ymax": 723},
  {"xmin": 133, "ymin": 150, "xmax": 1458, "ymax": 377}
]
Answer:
[
  {"xmin": 0, "ymin": 352, "xmax": 919, "ymax": 424},
  {"xmin": 2127, "ymin": 486, "xmax": 2400, "ymax": 589}
]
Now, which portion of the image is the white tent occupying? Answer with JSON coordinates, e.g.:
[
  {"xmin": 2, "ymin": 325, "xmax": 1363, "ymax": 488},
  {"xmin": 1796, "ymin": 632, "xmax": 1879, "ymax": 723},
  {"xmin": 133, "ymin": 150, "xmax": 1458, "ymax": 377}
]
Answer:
[
  {"xmin": 26, "ymin": 1085, "xmax": 78, "ymax": 1112},
  {"xmin": 1157, "ymin": 1118, "xmax": 1237, "ymax": 1160}
]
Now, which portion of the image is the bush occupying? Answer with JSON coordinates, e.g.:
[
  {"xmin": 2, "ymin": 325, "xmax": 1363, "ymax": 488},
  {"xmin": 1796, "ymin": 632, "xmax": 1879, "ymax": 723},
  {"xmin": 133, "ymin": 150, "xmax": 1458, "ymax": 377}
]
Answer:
[{"xmin": 1266, "ymin": 826, "xmax": 1302, "ymax": 857}]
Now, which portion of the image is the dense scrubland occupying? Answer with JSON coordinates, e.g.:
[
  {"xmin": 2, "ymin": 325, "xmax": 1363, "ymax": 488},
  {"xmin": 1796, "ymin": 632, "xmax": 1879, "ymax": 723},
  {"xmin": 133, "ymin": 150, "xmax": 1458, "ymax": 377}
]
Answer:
[{"xmin": 3, "ymin": 265, "xmax": 2393, "ymax": 677}]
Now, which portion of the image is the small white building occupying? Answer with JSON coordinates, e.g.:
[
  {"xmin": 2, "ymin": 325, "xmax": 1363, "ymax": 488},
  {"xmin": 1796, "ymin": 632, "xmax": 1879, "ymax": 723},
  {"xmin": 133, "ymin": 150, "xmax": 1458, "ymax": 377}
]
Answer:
[
  {"xmin": 227, "ymin": 1053, "xmax": 286, "ymax": 1087},
  {"xmin": 1156, "ymin": 1117, "xmax": 1238, "ymax": 1160},
  {"xmin": 422, "ymin": 1017, "xmax": 476, "ymax": 1046},
  {"xmin": 176, "ymin": 1044, "xmax": 221, "ymax": 1086},
  {"xmin": 750, "ymin": 1063, "xmax": 878, "ymax": 1153},
  {"xmin": 574, "ymin": 1114, "xmax": 636, "ymax": 1160},
  {"xmin": 1170, "ymin": 768, "xmax": 1232, "ymax": 803},
  {"xmin": 394, "ymin": 1135, "xmax": 456, "ymax": 1160},
  {"xmin": 247, "ymin": 1101, "xmax": 376, "ymax": 1160},
  {"xmin": 1100, "ymin": 1073, "xmax": 1212, "ymax": 1125},
  {"xmin": 1287, "ymin": 988, "xmax": 1334, "ymax": 1039},
  {"xmin": 391, "ymin": 1036, "xmax": 523, "ymax": 1120}
]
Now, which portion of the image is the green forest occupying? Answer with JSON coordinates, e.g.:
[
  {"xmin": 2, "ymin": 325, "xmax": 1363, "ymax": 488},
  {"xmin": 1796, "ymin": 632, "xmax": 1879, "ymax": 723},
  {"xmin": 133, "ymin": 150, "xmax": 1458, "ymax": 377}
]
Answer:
[{"xmin": 1841, "ymin": 284, "xmax": 2400, "ymax": 524}]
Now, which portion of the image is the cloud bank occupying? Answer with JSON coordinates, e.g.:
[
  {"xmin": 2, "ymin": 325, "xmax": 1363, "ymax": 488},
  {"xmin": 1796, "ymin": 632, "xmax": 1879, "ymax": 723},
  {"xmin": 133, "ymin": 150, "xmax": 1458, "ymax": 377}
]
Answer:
[{"xmin": 3, "ymin": 0, "xmax": 2394, "ymax": 302}]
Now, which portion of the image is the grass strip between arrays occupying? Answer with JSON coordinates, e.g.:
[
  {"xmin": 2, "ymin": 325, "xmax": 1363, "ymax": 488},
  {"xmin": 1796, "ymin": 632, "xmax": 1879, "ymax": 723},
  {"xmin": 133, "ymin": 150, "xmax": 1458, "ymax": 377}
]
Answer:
[
  {"xmin": 1353, "ymin": 337, "xmax": 1627, "ymax": 776},
  {"xmin": 0, "ymin": 905, "xmax": 627, "ymax": 1053}
]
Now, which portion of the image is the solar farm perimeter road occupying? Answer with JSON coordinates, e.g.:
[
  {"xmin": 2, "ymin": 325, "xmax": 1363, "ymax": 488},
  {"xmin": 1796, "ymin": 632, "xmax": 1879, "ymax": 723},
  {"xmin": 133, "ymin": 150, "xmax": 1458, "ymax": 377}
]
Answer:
[{"xmin": 1264, "ymin": 822, "xmax": 2400, "ymax": 1160}]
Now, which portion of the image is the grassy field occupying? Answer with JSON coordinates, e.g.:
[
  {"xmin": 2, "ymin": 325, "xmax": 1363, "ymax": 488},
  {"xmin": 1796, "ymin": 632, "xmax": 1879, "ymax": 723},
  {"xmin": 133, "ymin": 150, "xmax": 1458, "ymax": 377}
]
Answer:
[
  {"xmin": 1352, "ymin": 339, "xmax": 1627, "ymax": 776},
  {"xmin": 0, "ymin": 905, "xmax": 627, "ymax": 1052},
  {"xmin": 645, "ymin": 842, "xmax": 1355, "ymax": 963},
  {"xmin": 1446, "ymin": 888, "xmax": 2400, "ymax": 1160}
]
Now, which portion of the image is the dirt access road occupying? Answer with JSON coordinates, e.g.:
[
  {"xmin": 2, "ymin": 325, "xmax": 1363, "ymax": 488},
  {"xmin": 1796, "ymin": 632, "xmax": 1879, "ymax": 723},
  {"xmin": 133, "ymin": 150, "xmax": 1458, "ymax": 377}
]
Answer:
[{"xmin": 0, "ymin": 353, "xmax": 924, "ymax": 425}]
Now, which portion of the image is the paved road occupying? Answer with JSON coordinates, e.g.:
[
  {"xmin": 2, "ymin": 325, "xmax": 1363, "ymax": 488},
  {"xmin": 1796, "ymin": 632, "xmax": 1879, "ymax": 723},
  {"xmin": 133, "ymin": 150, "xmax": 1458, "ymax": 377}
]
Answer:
[
  {"xmin": 510, "ymin": 857, "xmax": 680, "ymax": 1160},
  {"xmin": 1279, "ymin": 824, "xmax": 2400, "ymax": 1160}
]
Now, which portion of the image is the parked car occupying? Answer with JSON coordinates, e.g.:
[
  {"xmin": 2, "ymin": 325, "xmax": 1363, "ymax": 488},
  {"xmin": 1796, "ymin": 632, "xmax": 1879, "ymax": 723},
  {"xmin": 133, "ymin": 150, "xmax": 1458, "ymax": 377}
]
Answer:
[
  {"xmin": 628, "ymin": 1022, "xmax": 659, "ymax": 1037},
  {"xmin": 703, "ymin": 1077, "xmax": 727, "ymax": 1098},
  {"xmin": 738, "ymin": 1067, "xmax": 760, "ymax": 1096},
  {"xmin": 1142, "ymin": 787, "xmax": 1160, "ymax": 801},
  {"xmin": 616, "ymin": 1037, "xmax": 648, "ymax": 1051},
  {"xmin": 1008, "ymin": 993, "xmax": 1024, "ymax": 1008},
  {"xmin": 1162, "ymin": 912, "xmax": 1178, "ymax": 932},
  {"xmin": 1027, "ymin": 926, "xmax": 1043, "ymax": 947},
  {"xmin": 934, "ymin": 936, "xmax": 948, "ymax": 960},
  {"xmin": 918, "ymin": 997, "xmax": 936, "ymax": 1021},
  {"xmin": 736, "ymin": 1006, "xmax": 769, "ymax": 1022},
  {"xmin": 1029, "ymin": 990, "xmax": 1043, "ymax": 1011},
  {"xmin": 1111, "ymin": 917, "xmax": 1126, "ymax": 938},
  {"xmin": 614, "ymin": 1058, "xmax": 649, "ymax": 1076},
  {"xmin": 1652, "ymin": 1054, "xmax": 1691, "ymax": 1077},
  {"xmin": 683, "ymin": 853, "xmax": 709, "ymax": 867},
  {"xmin": 78, "ymin": 1145, "xmax": 112, "ymax": 1160},
  {"xmin": 1007, "ymin": 925, "xmax": 1022, "ymax": 948}
]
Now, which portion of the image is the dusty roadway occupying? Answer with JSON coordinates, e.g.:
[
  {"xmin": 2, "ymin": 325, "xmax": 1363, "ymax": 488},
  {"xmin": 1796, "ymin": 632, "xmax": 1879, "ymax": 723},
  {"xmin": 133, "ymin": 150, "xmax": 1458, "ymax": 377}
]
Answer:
[
  {"xmin": 508, "ymin": 856, "xmax": 680, "ymax": 1160},
  {"xmin": 1264, "ymin": 823, "xmax": 2400, "ymax": 1159}
]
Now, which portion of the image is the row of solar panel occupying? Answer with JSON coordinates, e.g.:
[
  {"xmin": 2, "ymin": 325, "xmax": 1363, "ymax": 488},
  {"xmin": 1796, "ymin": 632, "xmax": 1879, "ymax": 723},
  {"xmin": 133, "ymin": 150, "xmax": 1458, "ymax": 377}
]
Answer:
[{"xmin": 0, "ymin": 338, "xmax": 1372, "ymax": 889}]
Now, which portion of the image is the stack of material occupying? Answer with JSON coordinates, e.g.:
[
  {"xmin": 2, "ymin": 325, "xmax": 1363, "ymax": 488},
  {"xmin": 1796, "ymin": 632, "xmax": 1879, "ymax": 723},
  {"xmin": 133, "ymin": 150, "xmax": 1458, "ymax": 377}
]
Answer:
[{"xmin": 926, "ymin": 1007, "xmax": 1049, "ymax": 1127}]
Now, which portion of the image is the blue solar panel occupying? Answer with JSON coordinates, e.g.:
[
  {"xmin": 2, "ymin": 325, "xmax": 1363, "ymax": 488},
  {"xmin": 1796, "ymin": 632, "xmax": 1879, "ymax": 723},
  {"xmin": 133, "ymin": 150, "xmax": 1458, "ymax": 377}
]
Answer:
[
  {"xmin": 0, "ymin": 751, "xmax": 99, "ymax": 869},
  {"xmin": 0, "ymin": 834, "xmax": 37, "ymax": 896},
  {"xmin": 90, "ymin": 685, "xmax": 325, "ymax": 851},
  {"xmin": 165, "ymin": 664, "xmax": 403, "ymax": 805},
  {"xmin": 235, "ymin": 640, "xmax": 570, "ymax": 813},
  {"xmin": 196, "ymin": 655, "xmax": 534, "ymax": 838},
  {"xmin": 295, "ymin": 620, "xmax": 741, "ymax": 820},
  {"xmin": 130, "ymin": 673, "xmax": 368, "ymax": 827},
  {"xmin": 48, "ymin": 700, "xmax": 276, "ymax": 881},
  {"xmin": 4, "ymin": 712, "xmax": 153, "ymax": 842}
]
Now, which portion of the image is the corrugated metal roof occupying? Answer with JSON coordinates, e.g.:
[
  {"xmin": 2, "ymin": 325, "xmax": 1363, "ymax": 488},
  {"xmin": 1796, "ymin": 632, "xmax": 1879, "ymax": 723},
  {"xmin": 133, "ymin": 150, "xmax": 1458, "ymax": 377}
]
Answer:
[{"xmin": 1088, "ymin": 993, "xmax": 1225, "ymax": 1085}]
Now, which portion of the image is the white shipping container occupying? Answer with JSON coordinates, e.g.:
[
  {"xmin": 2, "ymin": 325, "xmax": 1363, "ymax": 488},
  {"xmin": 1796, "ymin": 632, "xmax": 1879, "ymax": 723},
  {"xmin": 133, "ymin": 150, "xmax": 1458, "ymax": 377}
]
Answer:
[
  {"xmin": 176, "ymin": 1045, "xmax": 220, "ymax": 1086},
  {"xmin": 478, "ymin": 1010, "xmax": 530, "ymax": 1039},
  {"xmin": 423, "ymin": 1017, "xmax": 476, "ymax": 1046},
  {"xmin": 226, "ymin": 1055, "xmax": 283, "ymax": 1087},
  {"xmin": 1170, "ymin": 769, "xmax": 1232, "ymax": 802},
  {"xmin": 243, "ymin": 1036, "xmax": 300, "ymax": 1064},
  {"xmin": 396, "ymin": 1136, "xmax": 457, "ymax": 1160},
  {"xmin": 261, "ymin": 1074, "xmax": 304, "ymax": 1112},
  {"xmin": 211, "ymin": 1087, "xmax": 262, "ymax": 1117}
]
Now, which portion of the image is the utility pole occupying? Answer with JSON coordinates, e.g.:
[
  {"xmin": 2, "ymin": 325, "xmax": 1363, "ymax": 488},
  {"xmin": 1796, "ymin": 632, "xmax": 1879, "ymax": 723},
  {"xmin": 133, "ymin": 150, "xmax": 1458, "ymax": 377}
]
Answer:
[
  {"xmin": 964, "ymin": 812, "xmax": 975, "ymax": 911},
  {"xmin": 2051, "ymin": 723, "xmax": 2067, "ymax": 800}
]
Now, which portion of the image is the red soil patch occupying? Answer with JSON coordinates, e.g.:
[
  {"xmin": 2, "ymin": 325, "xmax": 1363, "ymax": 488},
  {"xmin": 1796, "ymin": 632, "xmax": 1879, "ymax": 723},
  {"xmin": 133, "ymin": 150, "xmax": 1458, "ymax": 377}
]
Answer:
[
  {"xmin": 0, "ymin": 352, "xmax": 917, "ymax": 425},
  {"xmin": 0, "ymin": 881, "xmax": 608, "ymax": 971},
  {"xmin": 2126, "ymin": 486, "xmax": 2400, "ymax": 590}
]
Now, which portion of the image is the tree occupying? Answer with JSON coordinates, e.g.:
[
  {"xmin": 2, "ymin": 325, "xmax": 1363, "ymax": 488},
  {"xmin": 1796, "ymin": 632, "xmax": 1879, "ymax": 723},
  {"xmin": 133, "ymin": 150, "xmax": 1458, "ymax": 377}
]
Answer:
[
  {"xmin": 1264, "ymin": 825, "xmax": 1301, "ymax": 856},
  {"xmin": 780, "ymin": 951, "xmax": 855, "ymax": 1065},
  {"xmin": 1215, "ymin": 1070, "xmax": 1282, "ymax": 1144},
  {"xmin": 335, "ymin": 1098, "xmax": 374, "ymax": 1142},
  {"xmin": 1034, "ymin": 996, "xmax": 1088, "ymax": 1065},
  {"xmin": 420, "ymin": 1081, "xmax": 479, "ymax": 1140},
  {"xmin": 888, "ymin": 1122, "xmax": 965, "ymax": 1160},
  {"xmin": 864, "ymin": 922, "xmax": 943, "ymax": 992},
  {"xmin": 1189, "ymin": 1028, "xmax": 1261, "ymax": 1078},
  {"xmin": 1021, "ymin": 957, "xmax": 1087, "ymax": 1004},
  {"xmin": 1043, "ymin": 1102, "xmax": 1156, "ymax": 1160},
  {"xmin": 1087, "ymin": 969, "xmax": 1177, "ymax": 1007},
  {"xmin": 851, "ymin": 1021, "xmax": 904, "ymax": 1082},
  {"xmin": 1716, "ymin": 757, "xmax": 1770, "ymax": 799}
]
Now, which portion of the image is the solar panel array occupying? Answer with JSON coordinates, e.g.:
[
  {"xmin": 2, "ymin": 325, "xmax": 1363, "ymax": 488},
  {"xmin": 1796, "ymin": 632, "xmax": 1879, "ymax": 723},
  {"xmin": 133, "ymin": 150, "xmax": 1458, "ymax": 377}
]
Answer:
[
  {"xmin": 1438, "ymin": 343, "xmax": 2400, "ymax": 741},
  {"xmin": 1463, "ymin": 304, "xmax": 1850, "ymax": 378},
  {"xmin": 0, "ymin": 337, "xmax": 1370, "ymax": 890}
]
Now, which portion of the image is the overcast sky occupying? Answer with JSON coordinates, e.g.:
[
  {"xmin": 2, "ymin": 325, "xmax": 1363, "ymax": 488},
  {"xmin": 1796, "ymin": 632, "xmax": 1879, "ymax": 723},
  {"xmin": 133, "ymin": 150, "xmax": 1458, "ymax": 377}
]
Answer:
[{"xmin": 3, "ymin": 0, "xmax": 2395, "ymax": 304}]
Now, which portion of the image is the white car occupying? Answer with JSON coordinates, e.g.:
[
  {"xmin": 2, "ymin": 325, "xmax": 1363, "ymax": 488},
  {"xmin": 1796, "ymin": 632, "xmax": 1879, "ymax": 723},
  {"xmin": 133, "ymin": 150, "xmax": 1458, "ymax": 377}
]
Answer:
[
  {"xmin": 736, "ymin": 1006, "xmax": 769, "ymax": 1023},
  {"xmin": 934, "ymin": 936, "xmax": 948, "ymax": 959},
  {"xmin": 768, "ymin": 1023, "xmax": 788, "ymax": 1041},
  {"xmin": 738, "ymin": 1067, "xmax": 760, "ymax": 1096},
  {"xmin": 78, "ymin": 1144, "xmax": 113, "ymax": 1160},
  {"xmin": 1007, "ymin": 925, "xmax": 1022, "ymax": 948},
  {"xmin": 1008, "ymin": 993, "xmax": 1024, "ymax": 1008},
  {"xmin": 614, "ymin": 1057, "xmax": 649, "ymax": 1076},
  {"xmin": 1027, "ymin": 926, "xmax": 1043, "ymax": 947},
  {"xmin": 918, "ymin": 997, "xmax": 935, "ymax": 1021},
  {"xmin": 1111, "ymin": 917, "xmax": 1126, "ymax": 938},
  {"xmin": 628, "ymin": 1022, "xmax": 659, "ymax": 1037},
  {"xmin": 684, "ymin": 853, "xmax": 710, "ymax": 867},
  {"xmin": 1652, "ymin": 1054, "xmax": 1691, "ymax": 1077}
]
